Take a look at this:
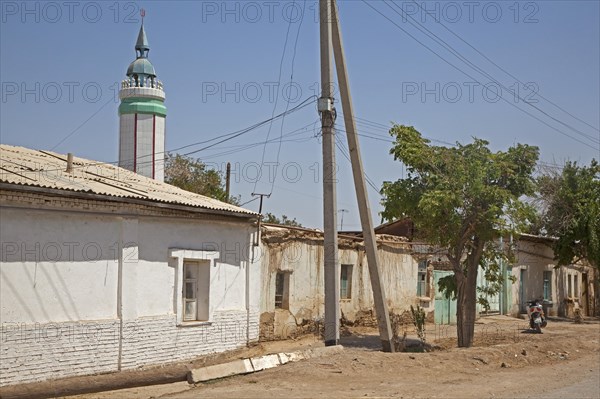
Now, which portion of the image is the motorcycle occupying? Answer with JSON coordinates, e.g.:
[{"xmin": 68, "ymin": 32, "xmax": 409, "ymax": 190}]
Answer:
[{"xmin": 526, "ymin": 299, "xmax": 547, "ymax": 333}]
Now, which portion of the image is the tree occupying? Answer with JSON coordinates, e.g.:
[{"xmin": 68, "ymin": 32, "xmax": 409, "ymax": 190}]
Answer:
[
  {"xmin": 536, "ymin": 160, "xmax": 600, "ymax": 269},
  {"xmin": 164, "ymin": 153, "xmax": 239, "ymax": 204},
  {"xmin": 381, "ymin": 125, "xmax": 539, "ymax": 347},
  {"xmin": 263, "ymin": 212, "xmax": 303, "ymax": 227}
]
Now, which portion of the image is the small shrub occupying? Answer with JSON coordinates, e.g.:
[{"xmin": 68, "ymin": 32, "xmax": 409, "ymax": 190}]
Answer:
[{"xmin": 410, "ymin": 304, "xmax": 427, "ymax": 344}]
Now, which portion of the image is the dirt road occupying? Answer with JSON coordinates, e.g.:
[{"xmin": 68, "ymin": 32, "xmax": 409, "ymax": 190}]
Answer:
[
  {"xmin": 70, "ymin": 316, "xmax": 600, "ymax": 399},
  {"xmin": 165, "ymin": 318, "xmax": 599, "ymax": 398}
]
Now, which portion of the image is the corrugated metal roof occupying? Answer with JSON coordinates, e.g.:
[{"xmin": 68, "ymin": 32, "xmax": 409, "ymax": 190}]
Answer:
[{"xmin": 0, "ymin": 144, "xmax": 257, "ymax": 217}]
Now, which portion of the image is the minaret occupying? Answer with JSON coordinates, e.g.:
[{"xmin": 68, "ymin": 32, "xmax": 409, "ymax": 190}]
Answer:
[{"xmin": 118, "ymin": 14, "xmax": 167, "ymax": 181}]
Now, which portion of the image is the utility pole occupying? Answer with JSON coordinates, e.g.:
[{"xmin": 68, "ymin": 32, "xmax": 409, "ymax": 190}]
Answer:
[
  {"xmin": 338, "ymin": 209, "xmax": 349, "ymax": 231},
  {"xmin": 319, "ymin": 0, "xmax": 340, "ymax": 346},
  {"xmin": 225, "ymin": 162, "xmax": 231, "ymax": 203},
  {"xmin": 251, "ymin": 192, "xmax": 270, "ymax": 247},
  {"xmin": 330, "ymin": 0, "xmax": 394, "ymax": 352}
]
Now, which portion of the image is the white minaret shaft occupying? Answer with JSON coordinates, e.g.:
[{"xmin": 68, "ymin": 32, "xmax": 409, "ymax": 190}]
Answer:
[{"xmin": 118, "ymin": 21, "xmax": 167, "ymax": 181}]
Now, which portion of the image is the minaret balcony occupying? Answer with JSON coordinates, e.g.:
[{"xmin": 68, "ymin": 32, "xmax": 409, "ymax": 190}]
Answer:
[{"xmin": 119, "ymin": 79, "xmax": 165, "ymax": 101}]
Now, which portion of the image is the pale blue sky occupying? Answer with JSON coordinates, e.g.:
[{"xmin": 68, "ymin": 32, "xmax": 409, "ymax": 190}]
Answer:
[{"xmin": 1, "ymin": 1, "xmax": 599, "ymax": 229}]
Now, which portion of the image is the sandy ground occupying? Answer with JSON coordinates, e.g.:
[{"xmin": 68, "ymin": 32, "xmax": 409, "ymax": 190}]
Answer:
[{"xmin": 62, "ymin": 315, "xmax": 600, "ymax": 399}]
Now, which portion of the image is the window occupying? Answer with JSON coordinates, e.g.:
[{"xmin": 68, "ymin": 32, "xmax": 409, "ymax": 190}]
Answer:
[
  {"xmin": 340, "ymin": 264, "xmax": 353, "ymax": 299},
  {"xmin": 275, "ymin": 271, "xmax": 290, "ymax": 309},
  {"xmin": 568, "ymin": 274, "xmax": 573, "ymax": 298},
  {"xmin": 183, "ymin": 264, "xmax": 198, "ymax": 321},
  {"xmin": 183, "ymin": 261, "xmax": 210, "ymax": 321},
  {"xmin": 170, "ymin": 249, "xmax": 219, "ymax": 326},
  {"xmin": 543, "ymin": 271, "xmax": 552, "ymax": 301},
  {"xmin": 417, "ymin": 260, "xmax": 428, "ymax": 297},
  {"xmin": 574, "ymin": 274, "xmax": 579, "ymax": 299}
]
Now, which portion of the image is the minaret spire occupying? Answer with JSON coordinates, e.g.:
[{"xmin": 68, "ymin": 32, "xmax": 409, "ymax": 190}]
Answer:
[
  {"xmin": 136, "ymin": 9, "xmax": 149, "ymax": 58},
  {"xmin": 118, "ymin": 9, "xmax": 167, "ymax": 182}
]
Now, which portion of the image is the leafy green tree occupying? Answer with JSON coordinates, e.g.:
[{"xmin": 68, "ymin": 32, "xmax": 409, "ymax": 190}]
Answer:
[
  {"xmin": 263, "ymin": 212, "xmax": 303, "ymax": 227},
  {"xmin": 165, "ymin": 153, "xmax": 239, "ymax": 205},
  {"xmin": 381, "ymin": 125, "xmax": 539, "ymax": 347},
  {"xmin": 536, "ymin": 160, "xmax": 600, "ymax": 269}
]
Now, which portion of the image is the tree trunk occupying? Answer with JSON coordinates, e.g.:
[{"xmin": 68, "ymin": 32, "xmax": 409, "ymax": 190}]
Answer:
[
  {"xmin": 453, "ymin": 235, "xmax": 484, "ymax": 348},
  {"xmin": 456, "ymin": 266, "xmax": 478, "ymax": 347}
]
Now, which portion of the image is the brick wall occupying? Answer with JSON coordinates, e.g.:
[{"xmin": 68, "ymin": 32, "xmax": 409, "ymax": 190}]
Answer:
[
  {"xmin": 0, "ymin": 310, "xmax": 259, "ymax": 386},
  {"xmin": 1, "ymin": 319, "xmax": 120, "ymax": 386}
]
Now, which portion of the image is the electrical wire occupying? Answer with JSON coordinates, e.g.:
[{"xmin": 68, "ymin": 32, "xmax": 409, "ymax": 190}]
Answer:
[
  {"xmin": 386, "ymin": 0, "xmax": 599, "ymax": 145},
  {"xmin": 334, "ymin": 134, "xmax": 381, "ymax": 195},
  {"xmin": 8, "ymin": 98, "xmax": 317, "ymax": 176},
  {"xmin": 252, "ymin": 0, "xmax": 297, "ymax": 195},
  {"xmin": 50, "ymin": 96, "xmax": 114, "ymax": 150},
  {"xmin": 406, "ymin": 0, "xmax": 599, "ymax": 134},
  {"xmin": 360, "ymin": 0, "xmax": 599, "ymax": 152},
  {"xmin": 268, "ymin": 0, "xmax": 308, "ymax": 196}
]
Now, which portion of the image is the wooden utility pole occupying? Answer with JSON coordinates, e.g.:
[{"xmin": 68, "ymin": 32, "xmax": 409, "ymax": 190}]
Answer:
[
  {"xmin": 330, "ymin": 0, "xmax": 394, "ymax": 352},
  {"xmin": 319, "ymin": 0, "xmax": 340, "ymax": 346}
]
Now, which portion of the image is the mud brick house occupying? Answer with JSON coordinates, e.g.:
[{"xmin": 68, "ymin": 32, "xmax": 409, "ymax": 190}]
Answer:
[
  {"xmin": 257, "ymin": 224, "xmax": 434, "ymax": 339},
  {"xmin": 0, "ymin": 144, "xmax": 260, "ymax": 386},
  {"xmin": 511, "ymin": 233, "xmax": 598, "ymax": 318}
]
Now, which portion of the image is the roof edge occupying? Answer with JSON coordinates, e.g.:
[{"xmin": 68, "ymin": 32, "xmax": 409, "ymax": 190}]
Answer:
[{"xmin": 0, "ymin": 183, "xmax": 258, "ymax": 220}]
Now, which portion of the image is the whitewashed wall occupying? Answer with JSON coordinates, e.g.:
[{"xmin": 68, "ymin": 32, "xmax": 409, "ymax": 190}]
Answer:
[
  {"xmin": 0, "ymin": 206, "xmax": 259, "ymax": 386},
  {"xmin": 511, "ymin": 239, "xmax": 596, "ymax": 317},
  {"xmin": 259, "ymin": 233, "xmax": 421, "ymax": 335}
]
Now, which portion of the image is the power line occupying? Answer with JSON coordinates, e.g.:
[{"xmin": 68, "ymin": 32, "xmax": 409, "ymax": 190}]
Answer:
[
  {"xmin": 334, "ymin": 134, "xmax": 381, "ymax": 195},
  {"xmin": 50, "ymin": 96, "xmax": 114, "ymax": 150},
  {"xmin": 360, "ymin": 0, "xmax": 599, "ymax": 152},
  {"xmin": 117, "ymin": 96, "xmax": 317, "ymax": 167},
  {"xmin": 253, "ymin": 0, "xmax": 297, "ymax": 195},
  {"xmin": 386, "ymin": 0, "xmax": 599, "ymax": 145},
  {"xmin": 50, "ymin": 84, "xmax": 167, "ymax": 151},
  {"xmin": 239, "ymin": 197, "xmax": 260, "ymax": 207},
  {"xmin": 10, "ymin": 100, "xmax": 317, "ymax": 176},
  {"xmin": 268, "ymin": 0, "xmax": 308, "ymax": 196},
  {"xmin": 179, "ymin": 97, "xmax": 316, "ymax": 157},
  {"xmin": 406, "ymin": 0, "xmax": 599, "ymax": 134}
]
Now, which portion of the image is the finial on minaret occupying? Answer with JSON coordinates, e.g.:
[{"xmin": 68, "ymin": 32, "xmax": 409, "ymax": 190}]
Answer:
[{"xmin": 135, "ymin": 11, "xmax": 149, "ymax": 59}]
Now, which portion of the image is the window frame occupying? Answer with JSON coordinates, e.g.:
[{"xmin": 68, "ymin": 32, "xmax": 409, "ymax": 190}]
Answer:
[
  {"xmin": 542, "ymin": 270, "xmax": 552, "ymax": 301},
  {"xmin": 274, "ymin": 270, "xmax": 291, "ymax": 310},
  {"xmin": 340, "ymin": 264, "xmax": 353, "ymax": 300},
  {"xmin": 183, "ymin": 263, "xmax": 199, "ymax": 321},
  {"xmin": 170, "ymin": 249, "xmax": 220, "ymax": 326}
]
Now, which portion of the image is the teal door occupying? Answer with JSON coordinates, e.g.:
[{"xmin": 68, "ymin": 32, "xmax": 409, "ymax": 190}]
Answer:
[
  {"xmin": 434, "ymin": 271, "xmax": 457, "ymax": 324},
  {"xmin": 477, "ymin": 267, "xmax": 500, "ymax": 313}
]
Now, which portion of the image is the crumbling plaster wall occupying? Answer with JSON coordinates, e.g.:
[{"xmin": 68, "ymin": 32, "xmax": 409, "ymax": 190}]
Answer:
[
  {"xmin": 259, "ymin": 227, "xmax": 422, "ymax": 339},
  {"xmin": 512, "ymin": 239, "xmax": 597, "ymax": 317}
]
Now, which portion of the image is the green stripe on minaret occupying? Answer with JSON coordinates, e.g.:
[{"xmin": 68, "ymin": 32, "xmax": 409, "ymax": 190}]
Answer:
[{"xmin": 119, "ymin": 98, "xmax": 167, "ymax": 117}]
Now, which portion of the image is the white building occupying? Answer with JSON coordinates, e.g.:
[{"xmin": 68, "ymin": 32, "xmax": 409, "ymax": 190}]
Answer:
[{"xmin": 0, "ymin": 144, "xmax": 260, "ymax": 386}]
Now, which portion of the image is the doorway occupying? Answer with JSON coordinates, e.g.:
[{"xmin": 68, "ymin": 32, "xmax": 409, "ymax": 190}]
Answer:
[
  {"xmin": 520, "ymin": 269, "xmax": 526, "ymax": 313},
  {"xmin": 582, "ymin": 273, "xmax": 589, "ymax": 316}
]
